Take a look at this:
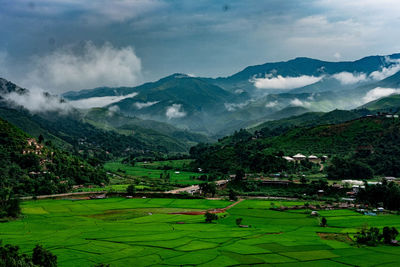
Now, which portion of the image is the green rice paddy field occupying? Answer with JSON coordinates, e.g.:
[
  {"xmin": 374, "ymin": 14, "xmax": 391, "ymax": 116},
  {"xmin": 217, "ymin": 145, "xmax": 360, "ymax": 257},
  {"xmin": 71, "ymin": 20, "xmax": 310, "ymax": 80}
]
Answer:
[
  {"xmin": 1, "ymin": 198, "xmax": 400, "ymax": 266},
  {"xmin": 104, "ymin": 160, "xmax": 204, "ymax": 185}
]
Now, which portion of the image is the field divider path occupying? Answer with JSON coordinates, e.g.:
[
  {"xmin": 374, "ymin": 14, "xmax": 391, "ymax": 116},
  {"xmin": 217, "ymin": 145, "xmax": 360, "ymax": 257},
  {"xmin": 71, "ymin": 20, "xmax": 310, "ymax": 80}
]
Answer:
[{"xmin": 169, "ymin": 199, "xmax": 244, "ymax": 215}]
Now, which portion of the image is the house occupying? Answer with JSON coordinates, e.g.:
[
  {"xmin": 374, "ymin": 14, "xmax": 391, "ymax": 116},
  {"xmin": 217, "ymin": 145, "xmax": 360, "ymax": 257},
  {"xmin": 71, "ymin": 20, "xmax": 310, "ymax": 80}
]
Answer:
[
  {"xmin": 283, "ymin": 156, "xmax": 295, "ymax": 162},
  {"xmin": 384, "ymin": 177, "xmax": 397, "ymax": 182},
  {"xmin": 292, "ymin": 153, "xmax": 306, "ymax": 161},
  {"xmin": 308, "ymin": 155, "xmax": 319, "ymax": 163}
]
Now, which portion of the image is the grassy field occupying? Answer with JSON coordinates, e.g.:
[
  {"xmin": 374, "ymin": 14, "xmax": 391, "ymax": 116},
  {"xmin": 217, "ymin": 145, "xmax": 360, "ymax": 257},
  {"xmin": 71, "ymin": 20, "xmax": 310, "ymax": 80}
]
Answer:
[
  {"xmin": 104, "ymin": 160, "xmax": 205, "ymax": 186},
  {"xmin": 1, "ymin": 198, "xmax": 400, "ymax": 266}
]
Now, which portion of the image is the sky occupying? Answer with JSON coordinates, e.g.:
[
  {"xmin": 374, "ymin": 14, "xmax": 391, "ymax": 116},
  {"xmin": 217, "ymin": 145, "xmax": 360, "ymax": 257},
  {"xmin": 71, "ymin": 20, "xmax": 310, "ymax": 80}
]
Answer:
[{"xmin": 1, "ymin": 0, "xmax": 400, "ymax": 93}]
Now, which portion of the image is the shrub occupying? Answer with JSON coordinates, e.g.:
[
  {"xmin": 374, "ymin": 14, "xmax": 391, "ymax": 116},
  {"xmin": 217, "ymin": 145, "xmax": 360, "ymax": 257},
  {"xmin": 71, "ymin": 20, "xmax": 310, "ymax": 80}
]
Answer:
[
  {"xmin": 126, "ymin": 184, "xmax": 136, "ymax": 196},
  {"xmin": 32, "ymin": 245, "xmax": 57, "ymax": 267},
  {"xmin": 204, "ymin": 212, "xmax": 218, "ymax": 223}
]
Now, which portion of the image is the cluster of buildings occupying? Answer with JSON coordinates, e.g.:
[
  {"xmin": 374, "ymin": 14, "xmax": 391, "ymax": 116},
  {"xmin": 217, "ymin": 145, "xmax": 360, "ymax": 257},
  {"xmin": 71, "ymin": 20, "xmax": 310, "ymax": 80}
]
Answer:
[
  {"xmin": 282, "ymin": 154, "xmax": 327, "ymax": 163},
  {"xmin": 22, "ymin": 138, "xmax": 44, "ymax": 155}
]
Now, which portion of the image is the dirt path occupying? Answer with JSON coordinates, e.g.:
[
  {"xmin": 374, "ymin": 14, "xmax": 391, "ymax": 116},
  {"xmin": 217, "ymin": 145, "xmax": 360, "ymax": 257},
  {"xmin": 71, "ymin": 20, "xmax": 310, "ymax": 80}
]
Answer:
[
  {"xmin": 169, "ymin": 198, "xmax": 244, "ymax": 215},
  {"xmin": 165, "ymin": 179, "xmax": 229, "ymax": 194},
  {"xmin": 319, "ymin": 163, "xmax": 324, "ymax": 171},
  {"xmin": 19, "ymin": 191, "xmax": 106, "ymax": 200}
]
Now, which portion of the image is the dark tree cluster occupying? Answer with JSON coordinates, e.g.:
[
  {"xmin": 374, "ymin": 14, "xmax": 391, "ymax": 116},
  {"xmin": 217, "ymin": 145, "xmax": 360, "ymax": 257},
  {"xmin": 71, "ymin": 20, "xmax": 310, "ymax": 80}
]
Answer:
[{"xmin": 0, "ymin": 242, "xmax": 57, "ymax": 267}]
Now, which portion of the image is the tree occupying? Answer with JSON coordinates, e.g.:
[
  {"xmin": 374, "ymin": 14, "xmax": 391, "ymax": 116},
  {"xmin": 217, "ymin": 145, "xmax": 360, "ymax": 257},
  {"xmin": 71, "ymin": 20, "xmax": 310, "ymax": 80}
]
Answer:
[
  {"xmin": 235, "ymin": 218, "xmax": 243, "ymax": 226},
  {"xmin": 32, "ymin": 245, "xmax": 57, "ymax": 267},
  {"xmin": 383, "ymin": 226, "xmax": 399, "ymax": 244},
  {"xmin": 356, "ymin": 227, "xmax": 382, "ymax": 246},
  {"xmin": 320, "ymin": 217, "xmax": 327, "ymax": 227},
  {"xmin": 228, "ymin": 189, "xmax": 238, "ymax": 201},
  {"xmin": 0, "ymin": 242, "xmax": 33, "ymax": 267},
  {"xmin": 204, "ymin": 212, "xmax": 218, "ymax": 223},
  {"xmin": 300, "ymin": 176, "xmax": 308, "ymax": 184},
  {"xmin": 234, "ymin": 169, "xmax": 245, "ymax": 182},
  {"xmin": 38, "ymin": 134, "xmax": 44, "ymax": 144},
  {"xmin": 199, "ymin": 182, "xmax": 217, "ymax": 197},
  {"xmin": 0, "ymin": 188, "xmax": 21, "ymax": 218},
  {"xmin": 126, "ymin": 184, "xmax": 136, "ymax": 196}
]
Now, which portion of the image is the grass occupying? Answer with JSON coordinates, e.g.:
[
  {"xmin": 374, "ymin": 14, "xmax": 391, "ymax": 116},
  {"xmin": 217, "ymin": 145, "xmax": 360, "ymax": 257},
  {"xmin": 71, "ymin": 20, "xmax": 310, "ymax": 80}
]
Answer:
[
  {"xmin": 1, "ymin": 198, "xmax": 400, "ymax": 266},
  {"xmin": 104, "ymin": 160, "xmax": 206, "ymax": 186}
]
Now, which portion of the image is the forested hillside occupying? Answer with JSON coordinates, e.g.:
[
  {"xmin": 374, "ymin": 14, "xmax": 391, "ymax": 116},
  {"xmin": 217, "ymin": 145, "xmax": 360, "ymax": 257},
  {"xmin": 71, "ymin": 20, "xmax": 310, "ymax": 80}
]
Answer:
[
  {"xmin": 191, "ymin": 116, "xmax": 400, "ymax": 177},
  {"xmin": 0, "ymin": 118, "xmax": 107, "ymax": 196}
]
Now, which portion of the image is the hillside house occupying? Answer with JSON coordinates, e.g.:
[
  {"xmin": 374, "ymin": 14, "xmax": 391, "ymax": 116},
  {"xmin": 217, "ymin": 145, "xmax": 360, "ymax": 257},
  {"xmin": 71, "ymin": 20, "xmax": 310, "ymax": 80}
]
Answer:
[
  {"xmin": 282, "ymin": 156, "xmax": 295, "ymax": 162},
  {"xmin": 308, "ymin": 155, "xmax": 319, "ymax": 163},
  {"xmin": 23, "ymin": 138, "xmax": 44, "ymax": 155},
  {"xmin": 292, "ymin": 153, "xmax": 306, "ymax": 161}
]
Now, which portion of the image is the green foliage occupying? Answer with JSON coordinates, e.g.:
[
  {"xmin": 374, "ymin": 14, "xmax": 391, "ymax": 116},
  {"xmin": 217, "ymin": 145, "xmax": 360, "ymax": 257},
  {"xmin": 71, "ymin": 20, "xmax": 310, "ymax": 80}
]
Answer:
[
  {"xmin": 199, "ymin": 182, "xmax": 217, "ymax": 197},
  {"xmin": 0, "ymin": 188, "xmax": 20, "ymax": 219},
  {"xmin": 228, "ymin": 189, "xmax": 238, "ymax": 201},
  {"xmin": 326, "ymin": 157, "xmax": 373, "ymax": 180},
  {"xmin": 126, "ymin": 184, "xmax": 136, "ymax": 196},
  {"xmin": 204, "ymin": 212, "xmax": 218, "ymax": 223},
  {"xmin": 235, "ymin": 217, "xmax": 243, "ymax": 226},
  {"xmin": 356, "ymin": 227, "xmax": 382, "ymax": 246},
  {"xmin": 382, "ymin": 226, "xmax": 399, "ymax": 244},
  {"xmin": 357, "ymin": 181, "xmax": 400, "ymax": 210},
  {"xmin": 320, "ymin": 217, "xmax": 327, "ymax": 227},
  {"xmin": 32, "ymin": 245, "xmax": 57, "ymax": 267},
  {"xmin": 0, "ymin": 118, "xmax": 108, "ymax": 196},
  {"xmin": 0, "ymin": 242, "xmax": 56, "ymax": 267}
]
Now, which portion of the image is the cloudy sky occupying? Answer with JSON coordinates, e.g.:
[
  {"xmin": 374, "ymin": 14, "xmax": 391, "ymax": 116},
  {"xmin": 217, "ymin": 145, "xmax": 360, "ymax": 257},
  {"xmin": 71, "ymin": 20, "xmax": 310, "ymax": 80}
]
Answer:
[{"xmin": 1, "ymin": 0, "xmax": 400, "ymax": 93}]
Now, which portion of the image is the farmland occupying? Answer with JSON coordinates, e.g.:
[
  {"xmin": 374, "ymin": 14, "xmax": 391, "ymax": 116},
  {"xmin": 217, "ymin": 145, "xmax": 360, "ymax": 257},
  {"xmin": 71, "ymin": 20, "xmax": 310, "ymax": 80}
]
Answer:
[
  {"xmin": 104, "ymin": 160, "xmax": 205, "ymax": 186},
  {"xmin": 1, "ymin": 198, "xmax": 400, "ymax": 266}
]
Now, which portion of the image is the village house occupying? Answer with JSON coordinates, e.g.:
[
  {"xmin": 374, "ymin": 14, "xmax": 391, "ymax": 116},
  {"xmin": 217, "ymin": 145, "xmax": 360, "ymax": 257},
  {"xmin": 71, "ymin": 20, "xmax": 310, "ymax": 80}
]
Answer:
[
  {"xmin": 23, "ymin": 138, "xmax": 44, "ymax": 155},
  {"xmin": 282, "ymin": 156, "xmax": 295, "ymax": 162},
  {"xmin": 308, "ymin": 155, "xmax": 320, "ymax": 163},
  {"xmin": 292, "ymin": 153, "xmax": 306, "ymax": 161}
]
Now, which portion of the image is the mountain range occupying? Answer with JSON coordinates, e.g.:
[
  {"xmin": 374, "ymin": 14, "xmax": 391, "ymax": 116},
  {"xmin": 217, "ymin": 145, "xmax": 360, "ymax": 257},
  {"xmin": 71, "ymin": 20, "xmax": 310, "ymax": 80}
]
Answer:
[
  {"xmin": 2, "ymin": 53, "xmax": 400, "ymax": 157},
  {"xmin": 60, "ymin": 53, "xmax": 400, "ymax": 136}
]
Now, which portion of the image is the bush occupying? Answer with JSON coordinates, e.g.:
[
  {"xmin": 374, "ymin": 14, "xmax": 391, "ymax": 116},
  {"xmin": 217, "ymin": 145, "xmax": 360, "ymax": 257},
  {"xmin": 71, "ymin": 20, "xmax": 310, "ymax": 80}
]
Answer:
[
  {"xmin": 356, "ymin": 227, "xmax": 381, "ymax": 246},
  {"xmin": 235, "ymin": 218, "xmax": 243, "ymax": 226},
  {"xmin": 32, "ymin": 245, "xmax": 57, "ymax": 267},
  {"xmin": 126, "ymin": 184, "xmax": 136, "ymax": 196},
  {"xmin": 204, "ymin": 212, "xmax": 218, "ymax": 223}
]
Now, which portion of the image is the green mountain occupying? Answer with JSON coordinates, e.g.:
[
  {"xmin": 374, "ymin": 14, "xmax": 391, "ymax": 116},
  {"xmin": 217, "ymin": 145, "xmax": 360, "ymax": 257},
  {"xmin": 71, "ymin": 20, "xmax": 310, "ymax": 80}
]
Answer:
[
  {"xmin": 191, "ymin": 115, "xmax": 400, "ymax": 176},
  {"xmin": 0, "ymin": 78, "xmax": 211, "ymax": 157},
  {"xmin": 251, "ymin": 109, "xmax": 369, "ymax": 132},
  {"xmin": 211, "ymin": 54, "xmax": 400, "ymax": 95},
  {"xmin": 61, "ymin": 54, "xmax": 400, "ymax": 136},
  {"xmin": 360, "ymin": 94, "xmax": 400, "ymax": 111}
]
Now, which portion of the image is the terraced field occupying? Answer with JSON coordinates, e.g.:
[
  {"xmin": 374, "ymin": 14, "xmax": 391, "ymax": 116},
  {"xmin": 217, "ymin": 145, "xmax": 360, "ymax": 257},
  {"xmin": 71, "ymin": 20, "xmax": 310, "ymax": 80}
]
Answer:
[{"xmin": 1, "ymin": 198, "xmax": 400, "ymax": 266}]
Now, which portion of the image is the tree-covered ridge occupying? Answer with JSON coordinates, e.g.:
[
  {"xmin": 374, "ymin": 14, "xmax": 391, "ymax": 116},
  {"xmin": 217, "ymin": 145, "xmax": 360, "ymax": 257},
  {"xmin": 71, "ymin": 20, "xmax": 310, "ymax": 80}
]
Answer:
[
  {"xmin": 190, "ymin": 116, "xmax": 400, "ymax": 177},
  {"xmin": 0, "ymin": 118, "xmax": 107, "ymax": 197}
]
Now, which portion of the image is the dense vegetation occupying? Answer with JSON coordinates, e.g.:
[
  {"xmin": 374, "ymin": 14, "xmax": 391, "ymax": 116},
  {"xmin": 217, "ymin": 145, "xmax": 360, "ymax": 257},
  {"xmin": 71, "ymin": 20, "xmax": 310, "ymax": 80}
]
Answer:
[
  {"xmin": 0, "ymin": 242, "xmax": 57, "ymax": 267},
  {"xmin": 0, "ymin": 118, "xmax": 107, "ymax": 199},
  {"xmin": 191, "ymin": 116, "xmax": 400, "ymax": 178}
]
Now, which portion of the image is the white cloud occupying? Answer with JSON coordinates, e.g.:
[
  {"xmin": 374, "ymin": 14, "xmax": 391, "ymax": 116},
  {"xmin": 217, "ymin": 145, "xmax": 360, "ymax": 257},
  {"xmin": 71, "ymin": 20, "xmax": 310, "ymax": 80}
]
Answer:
[
  {"xmin": 25, "ymin": 41, "xmax": 142, "ymax": 93},
  {"xmin": 332, "ymin": 72, "xmax": 367, "ymax": 85},
  {"xmin": 290, "ymin": 98, "xmax": 311, "ymax": 107},
  {"xmin": 252, "ymin": 75, "xmax": 323, "ymax": 90},
  {"xmin": 68, "ymin": 92, "xmax": 138, "ymax": 109},
  {"xmin": 224, "ymin": 102, "xmax": 249, "ymax": 112},
  {"xmin": 166, "ymin": 104, "xmax": 186, "ymax": 119},
  {"xmin": 369, "ymin": 64, "xmax": 400, "ymax": 81},
  {"xmin": 265, "ymin": 101, "xmax": 278, "ymax": 108},
  {"xmin": 107, "ymin": 105, "xmax": 120, "ymax": 116},
  {"xmin": 363, "ymin": 87, "xmax": 400, "ymax": 103},
  {"xmin": 134, "ymin": 101, "xmax": 159, "ymax": 109},
  {"xmin": 3, "ymin": 88, "xmax": 71, "ymax": 113}
]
